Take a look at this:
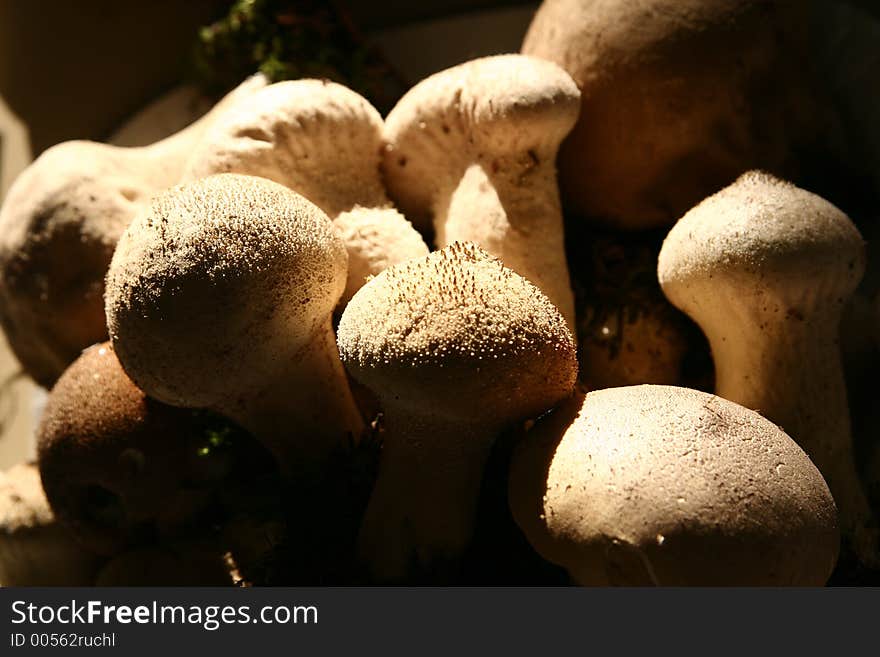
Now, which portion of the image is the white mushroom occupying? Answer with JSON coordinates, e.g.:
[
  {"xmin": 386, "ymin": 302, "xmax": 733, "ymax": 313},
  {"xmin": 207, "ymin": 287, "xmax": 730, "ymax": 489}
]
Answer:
[
  {"xmin": 0, "ymin": 74, "xmax": 266, "ymax": 386},
  {"xmin": 182, "ymin": 79, "xmax": 429, "ymax": 307},
  {"xmin": 381, "ymin": 55, "xmax": 580, "ymax": 329},
  {"xmin": 658, "ymin": 171, "xmax": 877, "ymax": 565},
  {"xmin": 105, "ymin": 173, "xmax": 363, "ymax": 474},
  {"xmin": 337, "ymin": 242, "xmax": 578, "ymax": 581},
  {"xmin": 509, "ymin": 385, "xmax": 840, "ymax": 585}
]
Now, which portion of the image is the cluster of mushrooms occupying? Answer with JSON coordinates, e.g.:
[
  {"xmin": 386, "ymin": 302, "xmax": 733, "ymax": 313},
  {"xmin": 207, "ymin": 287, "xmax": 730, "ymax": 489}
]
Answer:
[{"xmin": 1, "ymin": 0, "xmax": 878, "ymax": 586}]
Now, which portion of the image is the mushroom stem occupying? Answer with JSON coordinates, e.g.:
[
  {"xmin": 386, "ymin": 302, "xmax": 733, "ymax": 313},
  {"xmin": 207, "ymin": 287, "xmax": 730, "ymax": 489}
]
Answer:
[
  {"xmin": 220, "ymin": 325, "xmax": 364, "ymax": 474},
  {"xmin": 440, "ymin": 159, "xmax": 575, "ymax": 328},
  {"xmin": 705, "ymin": 299, "xmax": 874, "ymax": 557},
  {"xmin": 359, "ymin": 405, "xmax": 493, "ymax": 581}
]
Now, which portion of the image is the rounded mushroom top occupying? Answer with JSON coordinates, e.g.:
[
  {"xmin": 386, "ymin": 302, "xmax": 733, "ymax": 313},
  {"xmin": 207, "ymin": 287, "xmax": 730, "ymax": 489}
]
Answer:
[
  {"xmin": 337, "ymin": 242, "xmax": 577, "ymax": 421},
  {"xmin": 658, "ymin": 172, "xmax": 865, "ymax": 302},
  {"xmin": 37, "ymin": 342, "xmax": 240, "ymax": 555},
  {"xmin": 382, "ymin": 55, "xmax": 580, "ymax": 221},
  {"xmin": 510, "ymin": 385, "xmax": 840, "ymax": 585},
  {"xmin": 333, "ymin": 205, "xmax": 430, "ymax": 308},
  {"xmin": 184, "ymin": 79, "xmax": 387, "ymax": 217},
  {"xmin": 105, "ymin": 173, "xmax": 347, "ymax": 409}
]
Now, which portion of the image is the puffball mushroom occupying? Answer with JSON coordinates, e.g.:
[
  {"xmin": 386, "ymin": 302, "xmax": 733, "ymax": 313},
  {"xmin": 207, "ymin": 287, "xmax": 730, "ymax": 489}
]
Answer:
[
  {"xmin": 0, "ymin": 463, "xmax": 100, "ymax": 586},
  {"xmin": 658, "ymin": 171, "xmax": 877, "ymax": 565},
  {"xmin": 37, "ymin": 342, "xmax": 241, "ymax": 555},
  {"xmin": 337, "ymin": 242, "xmax": 578, "ymax": 581},
  {"xmin": 510, "ymin": 386, "xmax": 840, "ymax": 585},
  {"xmin": 522, "ymin": 0, "xmax": 816, "ymax": 230},
  {"xmin": 333, "ymin": 206, "xmax": 430, "ymax": 308},
  {"xmin": 182, "ymin": 79, "xmax": 429, "ymax": 307},
  {"xmin": 105, "ymin": 173, "xmax": 363, "ymax": 473},
  {"xmin": 0, "ymin": 74, "xmax": 266, "ymax": 386},
  {"xmin": 381, "ymin": 55, "xmax": 580, "ymax": 329}
]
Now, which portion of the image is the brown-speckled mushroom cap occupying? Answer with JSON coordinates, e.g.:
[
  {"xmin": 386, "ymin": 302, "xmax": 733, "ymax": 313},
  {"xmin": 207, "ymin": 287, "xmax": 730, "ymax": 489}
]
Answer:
[
  {"xmin": 37, "ymin": 342, "xmax": 238, "ymax": 555},
  {"xmin": 658, "ymin": 171, "xmax": 865, "ymax": 300},
  {"xmin": 521, "ymin": 0, "xmax": 815, "ymax": 230},
  {"xmin": 337, "ymin": 242, "xmax": 577, "ymax": 422},
  {"xmin": 382, "ymin": 55, "xmax": 580, "ymax": 226},
  {"xmin": 0, "ymin": 76, "xmax": 268, "ymax": 387},
  {"xmin": 184, "ymin": 79, "xmax": 387, "ymax": 217},
  {"xmin": 105, "ymin": 173, "xmax": 347, "ymax": 410},
  {"xmin": 510, "ymin": 385, "xmax": 840, "ymax": 586}
]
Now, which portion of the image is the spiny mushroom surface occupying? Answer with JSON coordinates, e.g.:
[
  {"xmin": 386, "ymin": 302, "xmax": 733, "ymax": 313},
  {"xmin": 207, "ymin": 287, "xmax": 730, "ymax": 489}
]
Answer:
[
  {"xmin": 658, "ymin": 170, "xmax": 877, "ymax": 566},
  {"xmin": 382, "ymin": 54, "xmax": 580, "ymax": 329},
  {"xmin": 0, "ymin": 74, "xmax": 266, "ymax": 386},
  {"xmin": 337, "ymin": 242, "xmax": 578, "ymax": 581},
  {"xmin": 521, "ymin": 0, "xmax": 816, "ymax": 230},
  {"xmin": 509, "ymin": 385, "xmax": 840, "ymax": 586},
  {"xmin": 0, "ymin": 463, "xmax": 101, "ymax": 586},
  {"xmin": 183, "ymin": 78, "xmax": 429, "ymax": 308},
  {"xmin": 37, "ymin": 342, "xmax": 245, "ymax": 555},
  {"xmin": 105, "ymin": 173, "xmax": 363, "ymax": 474}
]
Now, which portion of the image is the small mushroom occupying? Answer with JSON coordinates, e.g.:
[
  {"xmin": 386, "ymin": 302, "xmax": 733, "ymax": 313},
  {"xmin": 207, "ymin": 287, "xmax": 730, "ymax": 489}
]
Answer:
[
  {"xmin": 337, "ymin": 242, "xmax": 578, "ymax": 581},
  {"xmin": 37, "ymin": 342, "xmax": 250, "ymax": 555},
  {"xmin": 0, "ymin": 74, "xmax": 266, "ymax": 386},
  {"xmin": 521, "ymin": 0, "xmax": 817, "ymax": 230},
  {"xmin": 381, "ymin": 55, "xmax": 580, "ymax": 329},
  {"xmin": 658, "ymin": 171, "xmax": 877, "ymax": 565},
  {"xmin": 182, "ymin": 78, "xmax": 429, "ymax": 308},
  {"xmin": 105, "ymin": 173, "xmax": 363, "ymax": 473},
  {"xmin": 0, "ymin": 463, "xmax": 101, "ymax": 586},
  {"xmin": 509, "ymin": 386, "xmax": 840, "ymax": 585},
  {"xmin": 333, "ymin": 206, "xmax": 430, "ymax": 308}
]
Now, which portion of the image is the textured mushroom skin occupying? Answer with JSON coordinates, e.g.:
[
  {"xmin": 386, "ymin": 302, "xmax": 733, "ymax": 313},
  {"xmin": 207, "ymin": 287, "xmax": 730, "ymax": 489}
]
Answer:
[
  {"xmin": 333, "ymin": 206, "xmax": 430, "ymax": 309},
  {"xmin": 183, "ymin": 79, "xmax": 427, "ymax": 308},
  {"xmin": 522, "ymin": 0, "xmax": 815, "ymax": 230},
  {"xmin": 339, "ymin": 242, "xmax": 577, "ymax": 419},
  {"xmin": 184, "ymin": 79, "xmax": 388, "ymax": 217},
  {"xmin": 510, "ymin": 385, "xmax": 840, "ymax": 586},
  {"xmin": 0, "ymin": 74, "xmax": 267, "ymax": 386},
  {"xmin": 658, "ymin": 171, "xmax": 876, "ymax": 564},
  {"xmin": 382, "ymin": 55, "xmax": 580, "ymax": 328},
  {"xmin": 338, "ymin": 243, "xmax": 577, "ymax": 580},
  {"xmin": 106, "ymin": 173, "xmax": 362, "ymax": 472},
  {"xmin": 0, "ymin": 463, "xmax": 101, "ymax": 586},
  {"xmin": 37, "ymin": 343, "xmax": 230, "ymax": 555}
]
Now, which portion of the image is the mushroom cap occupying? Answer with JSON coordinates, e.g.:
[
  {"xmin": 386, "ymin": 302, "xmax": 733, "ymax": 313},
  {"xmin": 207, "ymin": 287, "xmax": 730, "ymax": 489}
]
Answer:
[
  {"xmin": 337, "ymin": 242, "xmax": 577, "ymax": 423},
  {"xmin": 0, "ymin": 75, "xmax": 268, "ymax": 387},
  {"xmin": 522, "ymin": 0, "xmax": 815, "ymax": 230},
  {"xmin": 0, "ymin": 142, "xmax": 154, "ymax": 386},
  {"xmin": 184, "ymin": 79, "xmax": 387, "ymax": 217},
  {"xmin": 509, "ymin": 385, "xmax": 840, "ymax": 585},
  {"xmin": 105, "ymin": 173, "xmax": 347, "ymax": 410},
  {"xmin": 0, "ymin": 463, "xmax": 100, "ymax": 586},
  {"xmin": 658, "ymin": 171, "xmax": 866, "ymax": 305},
  {"xmin": 37, "ymin": 342, "xmax": 239, "ymax": 555},
  {"xmin": 382, "ymin": 54, "xmax": 580, "ymax": 226},
  {"xmin": 333, "ymin": 206, "xmax": 429, "ymax": 309}
]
